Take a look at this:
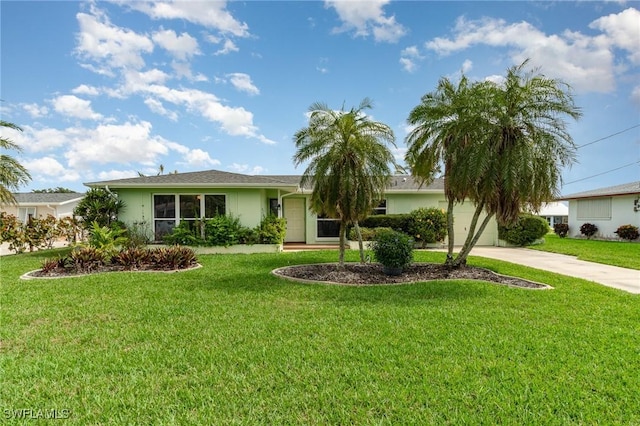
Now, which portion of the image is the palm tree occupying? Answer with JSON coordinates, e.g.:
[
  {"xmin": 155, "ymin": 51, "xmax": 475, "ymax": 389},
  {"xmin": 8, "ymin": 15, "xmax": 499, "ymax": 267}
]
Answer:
[
  {"xmin": 293, "ymin": 98, "xmax": 397, "ymax": 266},
  {"xmin": 0, "ymin": 120, "xmax": 31, "ymax": 204},
  {"xmin": 406, "ymin": 60, "xmax": 581, "ymax": 267},
  {"xmin": 405, "ymin": 76, "xmax": 490, "ymax": 265}
]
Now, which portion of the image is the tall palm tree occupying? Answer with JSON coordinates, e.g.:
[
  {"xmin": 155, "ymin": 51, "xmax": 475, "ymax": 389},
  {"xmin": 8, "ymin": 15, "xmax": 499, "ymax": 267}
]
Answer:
[
  {"xmin": 0, "ymin": 120, "xmax": 31, "ymax": 204},
  {"xmin": 406, "ymin": 60, "xmax": 581, "ymax": 267},
  {"xmin": 293, "ymin": 98, "xmax": 397, "ymax": 266},
  {"xmin": 405, "ymin": 76, "xmax": 490, "ymax": 265}
]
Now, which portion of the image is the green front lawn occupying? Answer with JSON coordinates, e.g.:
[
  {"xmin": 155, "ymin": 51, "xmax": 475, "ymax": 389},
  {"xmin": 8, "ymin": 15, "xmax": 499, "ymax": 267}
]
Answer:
[
  {"xmin": 531, "ymin": 233, "xmax": 640, "ymax": 270},
  {"xmin": 1, "ymin": 250, "xmax": 638, "ymax": 424}
]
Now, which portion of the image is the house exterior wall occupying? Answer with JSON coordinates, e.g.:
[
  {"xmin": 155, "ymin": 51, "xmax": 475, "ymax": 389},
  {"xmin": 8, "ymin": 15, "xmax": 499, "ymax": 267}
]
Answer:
[
  {"xmin": 568, "ymin": 194, "xmax": 640, "ymax": 238},
  {"xmin": 0, "ymin": 203, "xmax": 79, "ymax": 221}
]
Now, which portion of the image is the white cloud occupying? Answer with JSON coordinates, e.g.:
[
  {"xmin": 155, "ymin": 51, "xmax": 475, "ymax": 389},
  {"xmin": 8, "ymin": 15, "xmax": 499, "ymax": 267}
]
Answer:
[
  {"xmin": 214, "ymin": 39, "xmax": 239, "ymax": 55},
  {"xmin": 144, "ymin": 98, "xmax": 178, "ymax": 121},
  {"xmin": 124, "ymin": 1, "xmax": 250, "ymax": 37},
  {"xmin": 97, "ymin": 169, "xmax": 139, "ymax": 180},
  {"xmin": 461, "ymin": 59, "xmax": 473, "ymax": 74},
  {"xmin": 325, "ymin": 0, "xmax": 406, "ymax": 43},
  {"xmin": 52, "ymin": 95, "xmax": 103, "ymax": 120},
  {"xmin": 228, "ymin": 163, "xmax": 266, "ymax": 175},
  {"xmin": 23, "ymin": 157, "xmax": 80, "ymax": 182},
  {"xmin": 71, "ymin": 84, "xmax": 100, "ymax": 96},
  {"xmin": 178, "ymin": 148, "xmax": 221, "ymax": 168},
  {"xmin": 589, "ymin": 7, "xmax": 640, "ymax": 65},
  {"xmin": 75, "ymin": 7, "xmax": 154, "ymax": 73},
  {"xmin": 22, "ymin": 103, "xmax": 48, "ymax": 118},
  {"xmin": 631, "ymin": 85, "xmax": 640, "ymax": 107},
  {"xmin": 227, "ymin": 73, "xmax": 260, "ymax": 95},
  {"xmin": 425, "ymin": 15, "xmax": 618, "ymax": 93},
  {"xmin": 152, "ymin": 29, "xmax": 200, "ymax": 60},
  {"xmin": 171, "ymin": 61, "xmax": 208, "ymax": 81},
  {"xmin": 400, "ymin": 45, "xmax": 423, "ymax": 73}
]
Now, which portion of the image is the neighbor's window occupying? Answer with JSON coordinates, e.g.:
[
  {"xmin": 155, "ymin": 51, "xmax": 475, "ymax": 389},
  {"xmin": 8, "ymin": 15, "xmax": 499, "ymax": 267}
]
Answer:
[
  {"xmin": 577, "ymin": 198, "xmax": 611, "ymax": 220},
  {"xmin": 317, "ymin": 214, "xmax": 340, "ymax": 238},
  {"xmin": 153, "ymin": 194, "xmax": 226, "ymax": 240}
]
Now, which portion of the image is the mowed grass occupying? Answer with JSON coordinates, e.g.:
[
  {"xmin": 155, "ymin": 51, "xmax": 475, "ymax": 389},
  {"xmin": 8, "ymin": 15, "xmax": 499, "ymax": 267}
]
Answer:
[
  {"xmin": 1, "ymin": 249, "xmax": 639, "ymax": 424},
  {"xmin": 531, "ymin": 233, "xmax": 640, "ymax": 270}
]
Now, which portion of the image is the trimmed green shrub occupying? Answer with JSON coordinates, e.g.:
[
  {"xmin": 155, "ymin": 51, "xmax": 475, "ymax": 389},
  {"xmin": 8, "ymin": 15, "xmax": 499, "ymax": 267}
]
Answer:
[
  {"xmin": 163, "ymin": 221, "xmax": 203, "ymax": 246},
  {"xmin": 348, "ymin": 227, "xmax": 393, "ymax": 241},
  {"xmin": 553, "ymin": 223, "xmax": 569, "ymax": 238},
  {"xmin": 580, "ymin": 223, "xmax": 598, "ymax": 239},
  {"xmin": 204, "ymin": 215, "xmax": 247, "ymax": 247},
  {"xmin": 498, "ymin": 214, "xmax": 549, "ymax": 246},
  {"xmin": 359, "ymin": 214, "xmax": 411, "ymax": 233},
  {"xmin": 257, "ymin": 215, "xmax": 287, "ymax": 244},
  {"xmin": 408, "ymin": 207, "xmax": 447, "ymax": 246},
  {"xmin": 615, "ymin": 224, "xmax": 639, "ymax": 241},
  {"xmin": 371, "ymin": 229, "xmax": 414, "ymax": 273}
]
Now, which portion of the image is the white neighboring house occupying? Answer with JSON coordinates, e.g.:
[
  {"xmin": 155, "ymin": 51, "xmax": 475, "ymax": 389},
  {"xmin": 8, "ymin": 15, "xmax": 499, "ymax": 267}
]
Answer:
[
  {"xmin": 1, "ymin": 193, "xmax": 85, "ymax": 223},
  {"xmin": 537, "ymin": 202, "xmax": 568, "ymax": 228},
  {"xmin": 560, "ymin": 181, "xmax": 640, "ymax": 238}
]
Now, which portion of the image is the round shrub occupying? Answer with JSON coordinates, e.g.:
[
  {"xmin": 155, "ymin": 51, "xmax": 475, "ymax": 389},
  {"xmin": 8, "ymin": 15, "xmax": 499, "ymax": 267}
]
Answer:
[
  {"xmin": 553, "ymin": 223, "xmax": 569, "ymax": 238},
  {"xmin": 371, "ymin": 229, "xmax": 414, "ymax": 273},
  {"xmin": 498, "ymin": 214, "xmax": 549, "ymax": 246},
  {"xmin": 614, "ymin": 224, "xmax": 639, "ymax": 241},
  {"xmin": 579, "ymin": 223, "xmax": 598, "ymax": 239},
  {"xmin": 408, "ymin": 207, "xmax": 447, "ymax": 247}
]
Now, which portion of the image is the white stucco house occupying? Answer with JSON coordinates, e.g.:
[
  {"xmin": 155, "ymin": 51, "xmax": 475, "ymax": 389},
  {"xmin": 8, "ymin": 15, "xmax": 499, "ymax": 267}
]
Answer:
[
  {"xmin": 559, "ymin": 181, "xmax": 640, "ymax": 238},
  {"xmin": 0, "ymin": 193, "xmax": 85, "ymax": 223}
]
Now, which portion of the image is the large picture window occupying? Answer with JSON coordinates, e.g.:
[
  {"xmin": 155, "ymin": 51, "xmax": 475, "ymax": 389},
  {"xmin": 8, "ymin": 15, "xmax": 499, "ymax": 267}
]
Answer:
[{"xmin": 153, "ymin": 194, "xmax": 226, "ymax": 240}]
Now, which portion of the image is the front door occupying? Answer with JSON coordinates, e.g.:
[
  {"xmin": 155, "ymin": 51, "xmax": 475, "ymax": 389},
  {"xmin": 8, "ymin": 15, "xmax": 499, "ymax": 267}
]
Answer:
[{"xmin": 284, "ymin": 198, "xmax": 305, "ymax": 243}]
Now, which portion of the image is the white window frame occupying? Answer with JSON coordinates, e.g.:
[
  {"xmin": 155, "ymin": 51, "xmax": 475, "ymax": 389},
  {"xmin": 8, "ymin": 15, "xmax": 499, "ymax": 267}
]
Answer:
[
  {"xmin": 152, "ymin": 193, "xmax": 227, "ymax": 240},
  {"xmin": 17, "ymin": 207, "xmax": 36, "ymax": 223}
]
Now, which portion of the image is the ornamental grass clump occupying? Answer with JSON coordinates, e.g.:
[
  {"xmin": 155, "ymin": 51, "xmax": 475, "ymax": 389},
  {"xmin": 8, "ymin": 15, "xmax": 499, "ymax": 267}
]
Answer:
[{"xmin": 371, "ymin": 229, "xmax": 414, "ymax": 275}]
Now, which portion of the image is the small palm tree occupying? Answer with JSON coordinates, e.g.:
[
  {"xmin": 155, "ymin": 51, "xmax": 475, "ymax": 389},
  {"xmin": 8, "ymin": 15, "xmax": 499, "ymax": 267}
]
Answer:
[
  {"xmin": 293, "ymin": 98, "xmax": 397, "ymax": 266},
  {"xmin": 406, "ymin": 60, "xmax": 581, "ymax": 267},
  {"xmin": 0, "ymin": 120, "xmax": 31, "ymax": 204}
]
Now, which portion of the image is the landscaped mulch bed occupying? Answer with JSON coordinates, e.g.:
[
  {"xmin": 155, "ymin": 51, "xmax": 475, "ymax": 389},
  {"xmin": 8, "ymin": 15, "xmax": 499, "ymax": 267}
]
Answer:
[{"xmin": 273, "ymin": 263, "xmax": 550, "ymax": 289}]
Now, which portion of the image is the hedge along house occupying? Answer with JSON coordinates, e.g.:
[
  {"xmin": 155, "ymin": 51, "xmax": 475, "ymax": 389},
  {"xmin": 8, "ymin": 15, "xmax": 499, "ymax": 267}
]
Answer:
[
  {"xmin": 0, "ymin": 192, "xmax": 85, "ymax": 223},
  {"xmin": 84, "ymin": 169, "xmax": 499, "ymax": 246},
  {"xmin": 560, "ymin": 181, "xmax": 640, "ymax": 239}
]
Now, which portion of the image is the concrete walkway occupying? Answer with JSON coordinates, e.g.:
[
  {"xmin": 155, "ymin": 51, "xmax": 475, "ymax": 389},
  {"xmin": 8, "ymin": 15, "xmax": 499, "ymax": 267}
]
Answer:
[{"xmin": 460, "ymin": 247, "xmax": 640, "ymax": 294}]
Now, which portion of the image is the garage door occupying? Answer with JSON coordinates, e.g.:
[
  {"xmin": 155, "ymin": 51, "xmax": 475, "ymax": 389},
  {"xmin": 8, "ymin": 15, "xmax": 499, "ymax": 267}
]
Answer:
[{"xmin": 439, "ymin": 201, "xmax": 497, "ymax": 246}]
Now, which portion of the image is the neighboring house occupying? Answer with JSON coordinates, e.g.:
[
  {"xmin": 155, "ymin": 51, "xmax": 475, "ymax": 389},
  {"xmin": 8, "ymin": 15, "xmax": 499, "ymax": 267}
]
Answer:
[
  {"xmin": 560, "ymin": 181, "xmax": 640, "ymax": 238},
  {"xmin": 0, "ymin": 193, "xmax": 85, "ymax": 223},
  {"xmin": 537, "ymin": 202, "xmax": 569, "ymax": 228},
  {"xmin": 85, "ymin": 169, "xmax": 499, "ymax": 246}
]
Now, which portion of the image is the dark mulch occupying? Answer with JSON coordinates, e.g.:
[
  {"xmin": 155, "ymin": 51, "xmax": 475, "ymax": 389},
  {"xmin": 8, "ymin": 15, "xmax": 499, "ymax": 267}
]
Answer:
[{"xmin": 274, "ymin": 263, "xmax": 549, "ymax": 289}]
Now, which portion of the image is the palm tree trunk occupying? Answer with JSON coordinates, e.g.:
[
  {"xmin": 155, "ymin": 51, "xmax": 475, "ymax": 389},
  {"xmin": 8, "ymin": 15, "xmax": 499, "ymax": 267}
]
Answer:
[
  {"xmin": 353, "ymin": 220, "xmax": 365, "ymax": 264},
  {"xmin": 453, "ymin": 202, "xmax": 493, "ymax": 267},
  {"xmin": 338, "ymin": 221, "xmax": 347, "ymax": 267},
  {"xmin": 445, "ymin": 198, "xmax": 455, "ymax": 266}
]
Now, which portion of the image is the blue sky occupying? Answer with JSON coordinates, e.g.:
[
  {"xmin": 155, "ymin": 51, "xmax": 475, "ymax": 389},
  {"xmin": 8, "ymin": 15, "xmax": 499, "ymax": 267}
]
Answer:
[{"xmin": 1, "ymin": 1, "xmax": 638, "ymax": 196}]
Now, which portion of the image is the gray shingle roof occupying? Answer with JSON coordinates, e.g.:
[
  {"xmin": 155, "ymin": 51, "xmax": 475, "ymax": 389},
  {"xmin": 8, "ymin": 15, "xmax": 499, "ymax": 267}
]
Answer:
[
  {"xmin": 85, "ymin": 170, "xmax": 298, "ymax": 188},
  {"xmin": 11, "ymin": 193, "xmax": 84, "ymax": 205},
  {"xmin": 86, "ymin": 169, "xmax": 445, "ymax": 192},
  {"xmin": 560, "ymin": 181, "xmax": 640, "ymax": 200}
]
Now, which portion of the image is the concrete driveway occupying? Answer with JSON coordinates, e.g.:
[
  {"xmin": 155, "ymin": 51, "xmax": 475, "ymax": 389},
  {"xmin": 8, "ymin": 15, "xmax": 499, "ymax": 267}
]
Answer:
[{"xmin": 462, "ymin": 246, "xmax": 640, "ymax": 294}]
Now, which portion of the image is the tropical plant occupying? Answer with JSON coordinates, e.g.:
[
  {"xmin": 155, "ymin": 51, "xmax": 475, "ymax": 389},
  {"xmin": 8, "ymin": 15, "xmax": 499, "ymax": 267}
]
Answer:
[
  {"xmin": 614, "ymin": 224, "xmax": 639, "ymax": 241},
  {"xmin": 293, "ymin": 98, "xmax": 398, "ymax": 266},
  {"xmin": 257, "ymin": 215, "xmax": 287, "ymax": 244},
  {"xmin": 405, "ymin": 59, "xmax": 581, "ymax": 267},
  {"xmin": 204, "ymin": 215, "xmax": 246, "ymax": 247},
  {"xmin": 0, "ymin": 120, "xmax": 31, "ymax": 204},
  {"xmin": 87, "ymin": 221, "xmax": 128, "ymax": 257},
  {"xmin": 73, "ymin": 188, "xmax": 125, "ymax": 229},
  {"xmin": 580, "ymin": 223, "xmax": 598, "ymax": 239},
  {"xmin": 553, "ymin": 223, "xmax": 570, "ymax": 238},
  {"xmin": 371, "ymin": 229, "xmax": 414, "ymax": 274}
]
